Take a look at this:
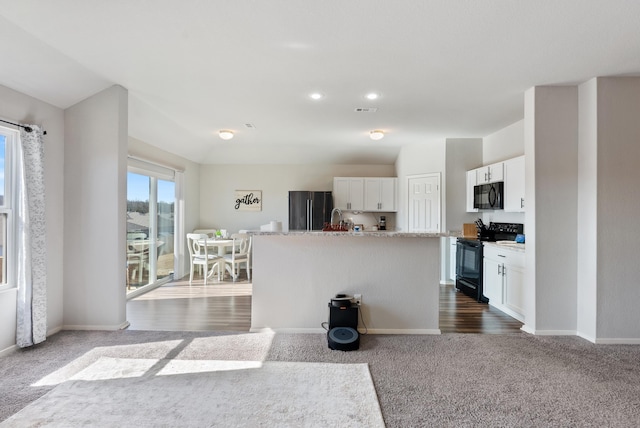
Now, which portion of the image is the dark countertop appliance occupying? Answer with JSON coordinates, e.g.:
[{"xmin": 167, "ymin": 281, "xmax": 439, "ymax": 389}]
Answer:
[
  {"xmin": 288, "ymin": 191, "xmax": 333, "ymax": 231},
  {"xmin": 456, "ymin": 221, "xmax": 524, "ymax": 302}
]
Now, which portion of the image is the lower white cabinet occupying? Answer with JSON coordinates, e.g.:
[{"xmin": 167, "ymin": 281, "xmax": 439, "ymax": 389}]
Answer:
[{"xmin": 483, "ymin": 245, "xmax": 525, "ymax": 322}]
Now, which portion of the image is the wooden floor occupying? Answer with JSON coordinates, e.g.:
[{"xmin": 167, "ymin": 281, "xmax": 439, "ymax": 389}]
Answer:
[
  {"xmin": 439, "ymin": 283, "xmax": 523, "ymax": 333},
  {"xmin": 127, "ymin": 276, "xmax": 522, "ymax": 334},
  {"xmin": 126, "ymin": 272, "xmax": 252, "ymax": 331}
]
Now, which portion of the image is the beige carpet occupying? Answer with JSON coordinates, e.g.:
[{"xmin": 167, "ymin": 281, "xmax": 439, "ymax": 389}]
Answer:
[{"xmin": 1, "ymin": 357, "xmax": 384, "ymax": 428}]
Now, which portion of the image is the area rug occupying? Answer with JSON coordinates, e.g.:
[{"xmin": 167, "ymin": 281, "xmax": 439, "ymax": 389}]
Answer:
[{"xmin": 2, "ymin": 357, "xmax": 385, "ymax": 428}]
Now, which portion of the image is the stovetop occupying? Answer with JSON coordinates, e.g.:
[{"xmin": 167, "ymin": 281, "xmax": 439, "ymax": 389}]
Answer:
[{"xmin": 461, "ymin": 222, "xmax": 524, "ymax": 242}]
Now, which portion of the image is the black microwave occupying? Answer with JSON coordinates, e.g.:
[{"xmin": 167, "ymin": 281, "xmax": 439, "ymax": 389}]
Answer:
[{"xmin": 474, "ymin": 182, "xmax": 504, "ymax": 210}]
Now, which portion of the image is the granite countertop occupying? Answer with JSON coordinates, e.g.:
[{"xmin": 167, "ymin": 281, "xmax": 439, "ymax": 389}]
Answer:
[
  {"xmin": 250, "ymin": 230, "xmax": 456, "ymax": 238},
  {"xmin": 483, "ymin": 241, "xmax": 526, "ymax": 253}
]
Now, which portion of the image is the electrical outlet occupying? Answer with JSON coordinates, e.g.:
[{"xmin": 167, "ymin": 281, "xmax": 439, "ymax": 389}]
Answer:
[{"xmin": 354, "ymin": 294, "xmax": 362, "ymax": 306}]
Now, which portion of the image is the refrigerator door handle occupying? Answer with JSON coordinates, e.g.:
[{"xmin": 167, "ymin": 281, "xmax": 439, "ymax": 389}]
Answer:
[{"xmin": 309, "ymin": 199, "xmax": 313, "ymax": 230}]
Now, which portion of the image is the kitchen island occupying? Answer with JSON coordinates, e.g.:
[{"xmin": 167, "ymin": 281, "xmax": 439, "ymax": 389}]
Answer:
[{"xmin": 250, "ymin": 231, "xmax": 447, "ymax": 334}]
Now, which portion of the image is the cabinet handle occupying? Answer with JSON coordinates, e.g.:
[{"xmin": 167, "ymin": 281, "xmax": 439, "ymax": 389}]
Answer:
[
  {"xmin": 502, "ymin": 265, "xmax": 506, "ymax": 277},
  {"xmin": 485, "ymin": 172, "xmax": 488, "ymax": 181},
  {"xmin": 497, "ymin": 265, "xmax": 502, "ymax": 275},
  {"xmin": 347, "ymin": 202, "xmax": 351, "ymax": 210},
  {"xmin": 498, "ymin": 254, "xmax": 506, "ymax": 258},
  {"xmin": 521, "ymin": 198, "xmax": 524, "ymax": 209}
]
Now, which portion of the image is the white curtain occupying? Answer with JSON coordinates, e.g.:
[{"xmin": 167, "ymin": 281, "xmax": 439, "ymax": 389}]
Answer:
[{"xmin": 16, "ymin": 125, "xmax": 47, "ymax": 348}]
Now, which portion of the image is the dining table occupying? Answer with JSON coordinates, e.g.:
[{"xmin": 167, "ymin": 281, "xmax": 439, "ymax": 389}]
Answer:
[{"xmin": 197, "ymin": 238, "xmax": 235, "ymax": 280}]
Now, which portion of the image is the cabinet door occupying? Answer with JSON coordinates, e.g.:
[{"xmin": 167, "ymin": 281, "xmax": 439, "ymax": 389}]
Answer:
[
  {"xmin": 504, "ymin": 155, "xmax": 525, "ymax": 212},
  {"xmin": 333, "ymin": 178, "xmax": 351, "ymax": 210},
  {"xmin": 379, "ymin": 178, "xmax": 397, "ymax": 211},
  {"xmin": 483, "ymin": 257, "xmax": 502, "ymax": 304},
  {"xmin": 504, "ymin": 263, "xmax": 525, "ymax": 316},
  {"xmin": 348, "ymin": 179, "xmax": 364, "ymax": 211},
  {"xmin": 476, "ymin": 163, "xmax": 504, "ymax": 184},
  {"xmin": 489, "ymin": 162, "xmax": 504, "ymax": 182},
  {"xmin": 364, "ymin": 178, "xmax": 382, "ymax": 211},
  {"xmin": 466, "ymin": 170, "xmax": 478, "ymax": 212}
]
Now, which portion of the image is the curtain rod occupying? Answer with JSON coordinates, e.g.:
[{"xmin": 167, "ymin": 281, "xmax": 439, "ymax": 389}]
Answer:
[{"xmin": 0, "ymin": 118, "xmax": 47, "ymax": 135}]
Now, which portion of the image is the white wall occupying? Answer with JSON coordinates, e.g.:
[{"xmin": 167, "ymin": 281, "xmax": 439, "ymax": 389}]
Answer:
[
  {"xmin": 252, "ymin": 234, "xmax": 441, "ymax": 333},
  {"xmin": 198, "ymin": 164, "xmax": 395, "ymax": 234},
  {"xmin": 63, "ymin": 85, "xmax": 128, "ymax": 330},
  {"xmin": 483, "ymin": 120, "xmax": 525, "ymax": 164},
  {"xmin": 445, "ymin": 138, "xmax": 483, "ymax": 232},
  {"xmin": 591, "ymin": 77, "xmax": 640, "ymax": 341},
  {"xmin": 0, "ymin": 84, "xmax": 64, "ymax": 352},
  {"xmin": 524, "ymin": 86, "xmax": 578, "ymax": 335},
  {"xmin": 576, "ymin": 78, "xmax": 598, "ymax": 341},
  {"xmin": 480, "ymin": 120, "xmax": 526, "ymax": 225},
  {"xmin": 395, "ymin": 140, "xmax": 446, "ymax": 231}
]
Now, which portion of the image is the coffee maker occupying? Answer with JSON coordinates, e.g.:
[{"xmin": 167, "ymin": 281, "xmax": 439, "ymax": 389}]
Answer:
[{"xmin": 379, "ymin": 216, "xmax": 386, "ymax": 230}]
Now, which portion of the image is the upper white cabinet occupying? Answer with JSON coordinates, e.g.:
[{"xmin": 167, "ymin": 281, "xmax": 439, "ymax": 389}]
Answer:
[
  {"xmin": 333, "ymin": 178, "xmax": 364, "ymax": 211},
  {"xmin": 466, "ymin": 155, "xmax": 524, "ymax": 211},
  {"xmin": 475, "ymin": 162, "xmax": 504, "ymax": 185},
  {"xmin": 466, "ymin": 170, "xmax": 478, "ymax": 212},
  {"xmin": 364, "ymin": 178, "xmax": 397, "ymax": 212},
  {"xmin": 504, "ymin": 155, "xmax": 525, "ymax": 212},
  {"xmin": 334, "ymin": 177, "xmax": 397, "ymax": 212}
]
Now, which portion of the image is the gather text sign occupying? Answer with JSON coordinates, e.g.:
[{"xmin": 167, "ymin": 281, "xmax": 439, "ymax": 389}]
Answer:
[{"xmin": 234, "ymin": 190, "xmax": 262, "ymax": 211}]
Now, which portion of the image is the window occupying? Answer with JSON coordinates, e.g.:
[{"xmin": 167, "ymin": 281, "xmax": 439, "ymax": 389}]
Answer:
[
  {"xmin": 0, "ymin": 126, "xmax": 17, "ymax": 290},
  {"xmin": 126, "ymin": 158, "xmax": 177, "ymax": 295}
]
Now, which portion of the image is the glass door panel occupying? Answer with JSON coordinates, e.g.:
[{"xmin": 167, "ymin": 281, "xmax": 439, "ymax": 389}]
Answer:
[{"xmin": 156, "ymin": 179, "xmax": 175, "ymax": 281}]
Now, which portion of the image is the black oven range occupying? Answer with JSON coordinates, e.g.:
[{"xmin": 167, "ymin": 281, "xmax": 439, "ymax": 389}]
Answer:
[{"xmin": 455, "ymin": 222, "xmax": 524, "ymax": 303}]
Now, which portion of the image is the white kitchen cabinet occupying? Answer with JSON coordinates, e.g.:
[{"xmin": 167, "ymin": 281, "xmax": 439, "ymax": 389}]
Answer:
[
  {"xmin": 333, "ymin": 178, "xmax": 364, "ymax": 211},
  {"xmin": 483, "ymin": 244, "xmax": 525, "ymax": 322},
  {"xmin": 504, "ymin": 155, "xmax": 525, "ymax": 212},
  {"xmin": 475, "ymin": 162, "xmax": 504, "ymax": 185},
  {"xmin": 466, "ymin": 170, "xmax": 478, "ymax": 212},
  {"xmin": 483, "ymin": 256, "xmax": 502, "ymax": 304},
  {"xmin": 364, "ymin": 178, "xmax": 397, "ymax": 212}
]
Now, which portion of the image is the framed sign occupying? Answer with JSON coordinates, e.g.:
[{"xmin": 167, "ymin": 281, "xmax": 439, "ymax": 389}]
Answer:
[{"xmin": 235, "ymin": 190, "xmax": 262, "ymax": 211}]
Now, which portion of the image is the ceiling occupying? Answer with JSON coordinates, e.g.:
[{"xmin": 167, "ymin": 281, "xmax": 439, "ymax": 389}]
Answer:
[{"xmin": 1, "ymin": 1, "xmax": 640, "ymax": 165}]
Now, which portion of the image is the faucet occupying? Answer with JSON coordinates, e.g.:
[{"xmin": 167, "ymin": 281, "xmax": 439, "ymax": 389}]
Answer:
[{"xmin": 330, "ymin": 208, "xmax": 343, "ymax": 226}]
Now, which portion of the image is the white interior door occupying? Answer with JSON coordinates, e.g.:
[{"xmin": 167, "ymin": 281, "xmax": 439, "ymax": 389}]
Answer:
[{"xmin": 408, "ymin": 174, "xmax": 440, "ymax": 232}]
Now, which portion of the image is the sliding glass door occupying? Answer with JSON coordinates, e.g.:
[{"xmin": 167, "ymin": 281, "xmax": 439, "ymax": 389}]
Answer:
[{"xmin": 126, "ymin": 159, "xmax": 176, "ymax": 295}]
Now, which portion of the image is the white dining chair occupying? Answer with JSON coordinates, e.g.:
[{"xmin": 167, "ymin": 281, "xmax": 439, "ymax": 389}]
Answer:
[
  {"xmin": 126, "ymin": 241, "xmax": 149, "ymax": 285},
  {"xmin": 223, "ymin": 233, "xmax": 251, "ymax": 281},
  {"xmin": 186, "ymin": 233, "xmax": 224, "ymax": 285}
]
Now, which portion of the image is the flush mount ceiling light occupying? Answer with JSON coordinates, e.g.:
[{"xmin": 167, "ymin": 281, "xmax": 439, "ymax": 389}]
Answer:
[
  {"xmin": 369, "ymin": 130, "xmax": 385, "ymax": 140},
  {"xmin": 309, "ymin": 92, "xmax": 324, "ymax": 100},
  {"xmin": 219, "ymin": 130, "xmax": 234, "ymax": 140},
  {"xmin": 365, "ymin": 92, "xmax": 380, "ymax": 100}
]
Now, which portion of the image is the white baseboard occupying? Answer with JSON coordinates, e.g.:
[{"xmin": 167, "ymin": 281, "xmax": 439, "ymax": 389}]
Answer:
[
  {"xmin": 0, "ymin": 344, "xmax": 18, "ymax": 357},
  {"xmin": 249, "ymin": 327, "xmax": 441, "ymax": 335},
  {"xmin": 62, "ymin": 321, "xmax": 130, "ymax": 331},
  {"xmin": 593, "ymin": 337, "xmax": 640, "ymax": 345}
]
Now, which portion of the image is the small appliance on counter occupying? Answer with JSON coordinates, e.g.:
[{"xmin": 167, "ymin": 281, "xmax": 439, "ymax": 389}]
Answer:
[
  {"xmin": 327, "ymin": 294, "xmax": 359, "ymax": 351},
  {"xmin": 378, "ymin": 216, "xmax": 386, "ymax": 230}
]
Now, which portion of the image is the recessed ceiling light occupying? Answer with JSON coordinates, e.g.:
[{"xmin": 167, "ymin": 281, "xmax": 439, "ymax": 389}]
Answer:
[
  {"xmin": 219, "ymin": 130, "xmax": 234, "ymax": 140},
  {"xmin": 309, "ymin": 92, "xmax": 324, "ymax": 100},
  {"xmin": 365, "ymin": 92, "xmax": 380, "ymax": 100},
  {"xmin": 370, "ymin": 130, "xmax": 384, "ymax": 140}
]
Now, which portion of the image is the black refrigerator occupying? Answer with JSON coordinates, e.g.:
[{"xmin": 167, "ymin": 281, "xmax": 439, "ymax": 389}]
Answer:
[{"xmin": 288, "ymin": 191, "xmax": 333, "ymax": 231}]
